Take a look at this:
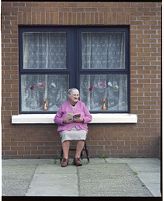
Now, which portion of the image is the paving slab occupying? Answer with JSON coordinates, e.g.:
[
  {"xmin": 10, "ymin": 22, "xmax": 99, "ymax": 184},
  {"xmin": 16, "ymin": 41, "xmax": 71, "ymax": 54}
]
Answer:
[
  {"xmin": 2, "ymin": 158, "xmax": 161, "ymax": 197},
  {"xmin": 35, "ymin": 164, "xmax": 77, "ymax": 174},
  {"xmin": 83, "ymin": 158, "xmax": 106, "ymax": 164},
  {"xmin": 78, "ymin": 163, "xmax": 152, "ymax": 197},
  {"xmin": 105, "ymin": 157, "xmax": 161, "ymax": 197},
  {"xmin": 144, "ymin": 183, "xmax": 161, "ymax": 197},
  {"xmin": 137, "ymin": 172, "xmax": 161, "ymax": 197},
  {"xmin": 2, "ymin": 159, "xmax": 55, "ymax": 166},
  {"xmin": 26, "ymin": 164, "xmax": 78, "ymax": 196},
  {"xmin": 137, "ymin": 172, "xmax": 160, "ymax": 184},
  {"xmin": 105, "ymin": 158, "xmax": 160, "ymax": 164},
  {"xmin": 27, "ymin": 186, "xmax": 78, "ymax": 196},
  {"xmin": 3, "ymin": 179, "xmax": 31, "ymax": 196},
  {"xmin": 2, "ymin": 164, "xmax": 37, "ymax": 196},
  {"xmin": 128, "ymin": 163, "xmax": 160, "ymax": 172}
]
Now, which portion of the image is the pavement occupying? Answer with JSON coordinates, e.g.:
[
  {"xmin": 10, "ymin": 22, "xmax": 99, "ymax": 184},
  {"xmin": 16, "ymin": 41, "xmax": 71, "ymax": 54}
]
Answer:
[{"xmin": 2, "ymin": 158, "xmax": 161, "ymax": 197}]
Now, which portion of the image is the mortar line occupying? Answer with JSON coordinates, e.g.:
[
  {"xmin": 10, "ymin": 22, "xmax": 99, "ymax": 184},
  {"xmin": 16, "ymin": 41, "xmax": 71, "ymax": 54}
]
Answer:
[
  {"xmin": 76, "ymin": 166, "xmax": 81, "ymax": 196},
  {"xmin": 126, "ymin": 162, "xmax": 154, "ymax": 197},
  {"xmin": 25, "ymin": 163, "xmax": 39, "ymax": 196}
]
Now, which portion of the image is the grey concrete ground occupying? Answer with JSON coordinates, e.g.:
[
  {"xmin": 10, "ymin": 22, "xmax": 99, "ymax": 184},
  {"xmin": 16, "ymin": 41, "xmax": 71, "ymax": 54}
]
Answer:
[{"xmin": 2, "ymin": 158, "xmax": 161, "ymax": 197}]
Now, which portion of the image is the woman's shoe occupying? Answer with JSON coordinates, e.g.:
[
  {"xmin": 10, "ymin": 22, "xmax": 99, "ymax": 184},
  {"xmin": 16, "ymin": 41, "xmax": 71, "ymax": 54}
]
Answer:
[
  {"xmin": 73, "ymin": 158, "xmax": 82, "ymax": 166},
  {"xmin": 61, "ymin": 158, "xmax": 69, "ymax": 167}
]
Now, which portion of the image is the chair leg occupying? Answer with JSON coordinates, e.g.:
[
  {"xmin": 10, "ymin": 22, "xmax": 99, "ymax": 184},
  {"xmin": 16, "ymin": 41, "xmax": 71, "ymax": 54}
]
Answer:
[
  {"xmin": 84, "ymin": 143, "xmax": 90, "ymax": 163},
  {"xmin": 60, "ymin": 148, "xmax": 63, "ymax": 162},
  {"xmin": 80, "ymin": 149, "xmax": 83, "ymax": 159}
]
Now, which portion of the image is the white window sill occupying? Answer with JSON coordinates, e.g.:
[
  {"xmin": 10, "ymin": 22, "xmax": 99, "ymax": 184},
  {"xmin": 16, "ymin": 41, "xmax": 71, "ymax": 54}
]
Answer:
[{"xmin": 11, "ymin": 113, "xmax": 137, "ymax": 124}]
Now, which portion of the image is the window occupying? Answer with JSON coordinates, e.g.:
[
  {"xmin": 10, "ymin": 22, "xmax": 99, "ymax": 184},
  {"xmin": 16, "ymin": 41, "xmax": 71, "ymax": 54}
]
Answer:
[{"xmin": 19, "ymin": 26, "xmax": 129, "ymax": 113}]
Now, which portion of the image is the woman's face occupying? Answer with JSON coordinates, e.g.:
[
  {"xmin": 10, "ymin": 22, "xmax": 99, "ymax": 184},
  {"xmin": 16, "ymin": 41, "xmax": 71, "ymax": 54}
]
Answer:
[{"xmin": 68, "ymin": 90, "xmax": 80, "ymax": 104}]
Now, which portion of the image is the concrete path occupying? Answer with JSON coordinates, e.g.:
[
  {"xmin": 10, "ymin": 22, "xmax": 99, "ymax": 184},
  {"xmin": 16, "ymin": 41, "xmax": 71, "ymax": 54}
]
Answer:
[{"xmin": 2, "ymin": 158, "xmax": 161, "ymax": 197}]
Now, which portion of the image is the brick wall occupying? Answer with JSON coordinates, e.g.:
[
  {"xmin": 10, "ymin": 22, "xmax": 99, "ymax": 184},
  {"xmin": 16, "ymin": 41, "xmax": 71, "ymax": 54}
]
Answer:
[{"xmin": 2, "ymin": 2, "xmax": 161, "ymax": 158}]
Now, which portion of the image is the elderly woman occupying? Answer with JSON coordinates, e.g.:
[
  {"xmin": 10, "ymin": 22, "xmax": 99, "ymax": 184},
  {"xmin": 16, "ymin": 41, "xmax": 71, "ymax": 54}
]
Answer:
[{"xmin": 54, "ymin": 88, "xmax": 92, "ymax": 167}]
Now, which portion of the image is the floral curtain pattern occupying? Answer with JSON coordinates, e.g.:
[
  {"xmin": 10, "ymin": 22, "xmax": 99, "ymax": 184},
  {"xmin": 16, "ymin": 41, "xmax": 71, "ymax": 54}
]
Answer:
[
  {"xmin": 80, "ymin": 32, "xmax": 127, "ymax": 112},
  {"xmin": 21, "ymin": 74, "xmax": 68, "ymax": 112}
]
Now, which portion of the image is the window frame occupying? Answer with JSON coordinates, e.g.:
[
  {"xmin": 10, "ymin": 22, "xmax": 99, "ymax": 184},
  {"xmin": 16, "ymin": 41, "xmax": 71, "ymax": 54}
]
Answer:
[
  {"xmin": 19, "ymin": 25, "xmax": 130, "ymax": 114},
  {"xmin": 19, "ymin": 26, "xmax": 76, "ymax": 114}
]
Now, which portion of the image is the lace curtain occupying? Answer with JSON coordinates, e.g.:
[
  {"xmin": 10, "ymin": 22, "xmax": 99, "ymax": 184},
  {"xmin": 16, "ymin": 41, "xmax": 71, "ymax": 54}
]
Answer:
[
  {"xmin": 21, "ymin": 32, "xmax": 68, "ymax": 112},
  {"xmin": 80, "ymin": 32, "xmax": 128, "ymax": 112},
  {"xmin": 82, "ymin": 32, "xmax": 125, "ymax": 69},
  {"xmin": 23, "ymin": 32, "xmax": 66, "ymax": 69}
]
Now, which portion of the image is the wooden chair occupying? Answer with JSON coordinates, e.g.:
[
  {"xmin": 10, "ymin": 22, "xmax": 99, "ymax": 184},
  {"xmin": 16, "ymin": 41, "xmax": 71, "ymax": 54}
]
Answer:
[{"xmin": 60, "ymin": 141, "xmax": 90, "ymax": 163}]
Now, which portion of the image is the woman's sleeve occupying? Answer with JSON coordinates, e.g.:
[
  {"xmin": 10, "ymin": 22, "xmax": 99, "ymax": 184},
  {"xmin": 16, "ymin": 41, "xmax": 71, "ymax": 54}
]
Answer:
[
  {"xmin": 54, "ymin": 105, "xmax": 64, "ymax": 125},
  {"xmin": 83, "ymin": 103, "xmax": 92, "ymax": 124}
]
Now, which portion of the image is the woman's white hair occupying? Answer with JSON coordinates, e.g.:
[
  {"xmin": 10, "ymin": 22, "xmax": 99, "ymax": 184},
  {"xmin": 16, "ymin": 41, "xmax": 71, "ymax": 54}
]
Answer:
[{"xmin": 67, "ymin": 88, "xmax": 79, "ymax": 95}]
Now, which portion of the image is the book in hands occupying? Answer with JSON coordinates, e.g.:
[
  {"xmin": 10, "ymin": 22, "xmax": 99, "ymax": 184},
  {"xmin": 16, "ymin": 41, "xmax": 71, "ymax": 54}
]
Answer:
[
  {"xmin": 73, "ymin": 114, "xmax": 81, "ymax": 119},
  {"xmin": 66, "ymin": 113, "xmax": 81, "ymax": 121}
]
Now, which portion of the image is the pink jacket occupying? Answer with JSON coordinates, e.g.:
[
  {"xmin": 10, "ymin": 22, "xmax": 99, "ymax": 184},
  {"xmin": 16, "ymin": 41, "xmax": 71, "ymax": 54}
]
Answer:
[{"xmin": 54, "ymin": 100, "xmax": 92, "ymax": 132}]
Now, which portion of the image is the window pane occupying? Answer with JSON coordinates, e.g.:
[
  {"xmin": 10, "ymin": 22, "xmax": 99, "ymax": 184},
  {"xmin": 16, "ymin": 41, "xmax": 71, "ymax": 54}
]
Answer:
[
  {"xmin": 82, "ymin": 32, "xmax": 125, "ymax": 69},
  {"xmin": 21, "ymin": 74, "xmax": 68, "ymax": 112},
  {"xmin": 23, "ymin": 32, "xmax": 66, "ymax": 69},
  {"xmin": 80, "ymin": 74, "xmax": 128, "ymax": 112}
]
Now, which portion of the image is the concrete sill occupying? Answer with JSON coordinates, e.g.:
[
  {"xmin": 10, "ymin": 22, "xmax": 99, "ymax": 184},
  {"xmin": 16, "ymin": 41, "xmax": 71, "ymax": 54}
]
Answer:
[{"xmin": 11, "ymin": 113, "xmax": 138, "ymax": 124}]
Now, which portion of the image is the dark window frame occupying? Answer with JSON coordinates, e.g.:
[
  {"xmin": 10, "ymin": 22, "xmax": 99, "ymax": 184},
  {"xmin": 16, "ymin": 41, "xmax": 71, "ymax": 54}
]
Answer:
[{"xmin": 19, "ymin": 25, "xmax": 130, "ymax": 114}]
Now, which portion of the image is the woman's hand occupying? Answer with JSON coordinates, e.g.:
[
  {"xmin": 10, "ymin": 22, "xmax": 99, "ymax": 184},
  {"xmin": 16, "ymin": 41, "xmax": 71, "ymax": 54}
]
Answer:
[{"xmin": 63, "ymin": 116, "xmax": 73, "ymax": 124}]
